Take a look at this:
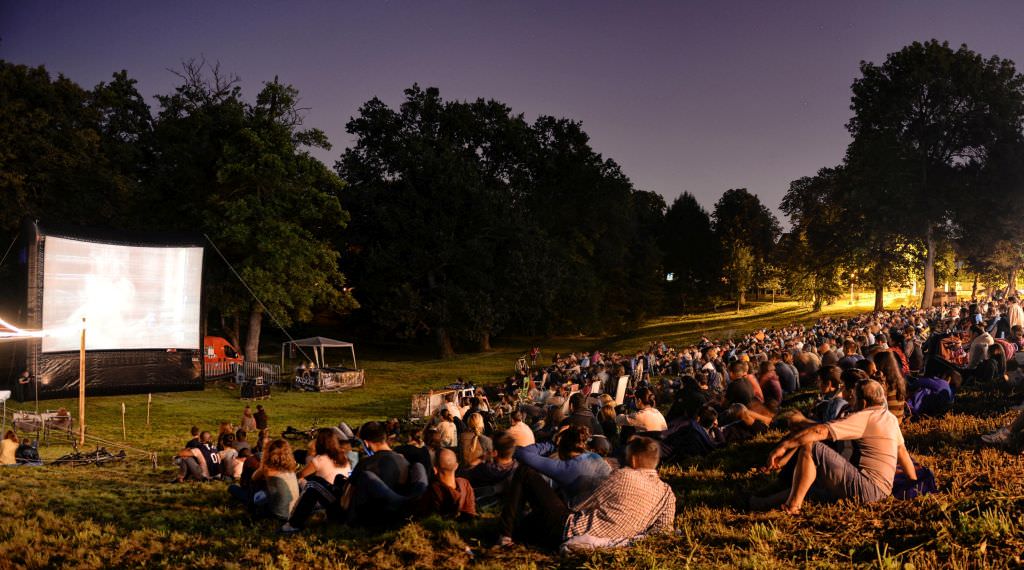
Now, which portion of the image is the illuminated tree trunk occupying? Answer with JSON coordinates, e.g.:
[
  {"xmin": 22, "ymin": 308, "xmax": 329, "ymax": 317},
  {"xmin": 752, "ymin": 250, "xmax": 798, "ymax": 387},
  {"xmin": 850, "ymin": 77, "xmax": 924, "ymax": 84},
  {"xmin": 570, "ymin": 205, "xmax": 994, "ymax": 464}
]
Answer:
[
  {"xmin": 245, "ymin": 307, "xmax": 262, "ymax": 361},
  {"xmin": 920, "ymin": 227, "xmax": 937, "ymax": 309}
]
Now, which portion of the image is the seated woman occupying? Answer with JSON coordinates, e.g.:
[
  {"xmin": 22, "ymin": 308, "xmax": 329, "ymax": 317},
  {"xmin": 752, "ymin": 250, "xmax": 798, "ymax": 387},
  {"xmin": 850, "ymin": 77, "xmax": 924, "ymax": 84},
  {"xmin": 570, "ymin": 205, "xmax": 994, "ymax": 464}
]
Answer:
[
  {"xmin": 1, "ymin": 431, "xmax": 19, "ymax": 466},
  {"xmin": 228, "ymin": 438, "xmax": 299, "ymax": 521},
  {"xmin": 873, "ymin": 351, "xmax": 908, "ymax": 421},
  {"xmin": 280, "ymin": 429, "xmax": 352, "ymax": 532},
  {"xmin": 757, "ymin": 361, "xmax": 783, "ymax": 407},
  {"xmin": 458, "ymin": 413, "xmax": 493, "ymax": 469}
]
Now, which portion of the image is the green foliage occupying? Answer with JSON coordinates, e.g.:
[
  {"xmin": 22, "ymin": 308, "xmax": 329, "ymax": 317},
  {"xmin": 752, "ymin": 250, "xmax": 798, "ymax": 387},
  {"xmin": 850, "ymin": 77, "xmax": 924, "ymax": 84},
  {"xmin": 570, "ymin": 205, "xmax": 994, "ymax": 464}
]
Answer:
[
  {"xmin": 846, "ymin": 40, "xmax": 1024, "ymax": 307},
  {"xmin": 724, "ymin": 242, "xmax": 754, "ymax": 310},
  {"xmin": 0, "ymin": 62, "xmax": 145, "ymax": 233},
  {"xmin": 661, "ymin": 192, "xmax": 721, "ymax": 309},
  {"xmin": 339, "ymin": 85, "xmax": 664, "ymax": 355}
]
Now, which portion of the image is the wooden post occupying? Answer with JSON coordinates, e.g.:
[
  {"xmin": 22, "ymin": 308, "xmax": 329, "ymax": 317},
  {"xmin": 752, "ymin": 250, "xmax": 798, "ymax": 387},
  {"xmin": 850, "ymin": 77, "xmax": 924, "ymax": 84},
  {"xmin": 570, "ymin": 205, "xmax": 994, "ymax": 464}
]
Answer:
[
  {"xmin": 121, "ymin": 402, "xmax": 127, "ymax": 440},
  {"xmin": 79, "ymin": 317, "xmax": 86, "ymax": 447},
  {"xmin": 147, "ymin": 393, "xmax": 152, "ymax": 428}
]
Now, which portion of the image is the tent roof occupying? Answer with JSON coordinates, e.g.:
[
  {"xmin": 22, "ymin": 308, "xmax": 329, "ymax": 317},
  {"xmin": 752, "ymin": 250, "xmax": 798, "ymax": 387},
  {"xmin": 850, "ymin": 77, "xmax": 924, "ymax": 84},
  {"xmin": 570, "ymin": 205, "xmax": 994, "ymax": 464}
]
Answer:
[{"xmin": 283, "ymin": 336, "xmax": 354, "ymax": 348}]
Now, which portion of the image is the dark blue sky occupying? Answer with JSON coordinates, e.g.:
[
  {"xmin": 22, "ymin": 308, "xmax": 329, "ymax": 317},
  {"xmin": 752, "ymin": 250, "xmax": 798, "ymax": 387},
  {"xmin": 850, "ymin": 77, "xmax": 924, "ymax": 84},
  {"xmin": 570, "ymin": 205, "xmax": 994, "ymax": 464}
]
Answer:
[{"xmin": 3, "ymin": 1, "xmax": 1023, "ymax": 217}]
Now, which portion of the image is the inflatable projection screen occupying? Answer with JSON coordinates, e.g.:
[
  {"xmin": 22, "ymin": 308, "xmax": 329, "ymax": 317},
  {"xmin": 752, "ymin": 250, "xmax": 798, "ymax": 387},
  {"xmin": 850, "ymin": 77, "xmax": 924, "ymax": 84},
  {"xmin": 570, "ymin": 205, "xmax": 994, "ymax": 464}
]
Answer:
[{"xmin": 2, "ymin": 222, "xmax": 205, "ymax": 401}]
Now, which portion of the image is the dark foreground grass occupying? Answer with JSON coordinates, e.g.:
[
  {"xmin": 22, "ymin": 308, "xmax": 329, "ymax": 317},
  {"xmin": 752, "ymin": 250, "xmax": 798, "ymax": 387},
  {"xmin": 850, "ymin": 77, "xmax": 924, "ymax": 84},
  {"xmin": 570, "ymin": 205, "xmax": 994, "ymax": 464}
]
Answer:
[{"xmin": 2, "ymin": 296, "xmax": 1024, "ymax": 569}]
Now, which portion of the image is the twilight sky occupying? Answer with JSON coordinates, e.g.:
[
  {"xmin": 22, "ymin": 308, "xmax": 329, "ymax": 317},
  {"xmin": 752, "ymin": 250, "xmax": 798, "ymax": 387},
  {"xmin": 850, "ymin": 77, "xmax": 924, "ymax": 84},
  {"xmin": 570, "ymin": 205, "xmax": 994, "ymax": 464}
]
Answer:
[{"xmin": 3, "ymin": 1, "xmax": 1024, "ymax": 218}]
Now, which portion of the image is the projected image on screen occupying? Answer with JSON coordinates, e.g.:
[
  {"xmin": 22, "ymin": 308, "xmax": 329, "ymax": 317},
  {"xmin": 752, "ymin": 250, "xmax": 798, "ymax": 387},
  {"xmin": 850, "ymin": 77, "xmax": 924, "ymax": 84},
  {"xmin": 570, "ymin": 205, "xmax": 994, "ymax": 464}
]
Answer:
[{"xmin": 41, "ymin": 237, "xmax": 203, "ymax": 352}]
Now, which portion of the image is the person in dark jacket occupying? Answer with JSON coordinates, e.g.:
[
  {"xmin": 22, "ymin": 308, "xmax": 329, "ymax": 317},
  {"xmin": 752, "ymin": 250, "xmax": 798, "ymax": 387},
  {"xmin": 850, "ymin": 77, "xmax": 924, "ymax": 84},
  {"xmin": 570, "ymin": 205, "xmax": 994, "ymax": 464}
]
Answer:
[{"xmin": 560, "ymin": 393, "xmax": 604, "ymax": 436}]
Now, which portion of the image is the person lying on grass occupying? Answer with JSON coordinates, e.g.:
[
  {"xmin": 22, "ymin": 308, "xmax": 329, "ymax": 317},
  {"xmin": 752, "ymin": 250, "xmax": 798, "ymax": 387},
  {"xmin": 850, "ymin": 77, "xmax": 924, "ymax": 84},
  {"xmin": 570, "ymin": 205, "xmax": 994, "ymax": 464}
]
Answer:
[{"xmin": 760, "ymin": 379, "xmax": 916, "ymax": 514}]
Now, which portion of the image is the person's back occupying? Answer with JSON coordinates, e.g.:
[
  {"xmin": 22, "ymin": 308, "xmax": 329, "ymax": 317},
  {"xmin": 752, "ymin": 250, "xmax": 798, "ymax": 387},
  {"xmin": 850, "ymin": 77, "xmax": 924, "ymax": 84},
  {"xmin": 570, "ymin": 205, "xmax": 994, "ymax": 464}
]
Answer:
[
  {"xmin": 775, "ymin": 360, "xmax": 798, "ymax": 393},
  {"xmin": 726, "ymin": 376, "xmax": 756, "ymax": 406},
  {"xmin": 1, "ymin": 434, "xmax": 19, "ymax": 465},
  {"xmin": 505, "ymin": 413, "xmax": 536, "ymax": 447},
  {"xmin": 356, "ymin": 449, "xmax": 410, "ymax": 491},
  {"xmin": 827, "ymin": 405, "xmax": 902, "ymax": 495},
  {"xmin": 562, "ymin": 394, "xmax": 605, "ymax": 436},
  {"xmin": 562, "ymin": 437, "xmax": 675, "ymax": 551},
  {"xmin": 265, "ymin": 470, "xmax": 300, "ymax": 521},
  {"xmin": 415, "ymin": 448, "xmax": 476, "ymax": 520},
  {"xmin": 515, "ymin": 440, "xmax": 611, "ymax": 506}
]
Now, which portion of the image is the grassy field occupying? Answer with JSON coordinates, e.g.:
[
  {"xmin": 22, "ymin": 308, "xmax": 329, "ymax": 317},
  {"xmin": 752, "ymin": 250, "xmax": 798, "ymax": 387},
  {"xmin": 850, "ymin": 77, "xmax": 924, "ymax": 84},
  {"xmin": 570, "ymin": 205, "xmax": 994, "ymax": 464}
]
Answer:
[{"xmin": 2, "ymin": 293, "xmax": 1023, "ymax": 569}]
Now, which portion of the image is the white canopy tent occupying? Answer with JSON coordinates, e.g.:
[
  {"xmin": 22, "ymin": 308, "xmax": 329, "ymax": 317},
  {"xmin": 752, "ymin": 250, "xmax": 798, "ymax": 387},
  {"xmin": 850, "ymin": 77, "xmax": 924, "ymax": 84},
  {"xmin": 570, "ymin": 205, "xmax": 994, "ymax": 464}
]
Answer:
[{"xmin": 280, "ymin": 336, "xmax": 358, "ymax": 370}]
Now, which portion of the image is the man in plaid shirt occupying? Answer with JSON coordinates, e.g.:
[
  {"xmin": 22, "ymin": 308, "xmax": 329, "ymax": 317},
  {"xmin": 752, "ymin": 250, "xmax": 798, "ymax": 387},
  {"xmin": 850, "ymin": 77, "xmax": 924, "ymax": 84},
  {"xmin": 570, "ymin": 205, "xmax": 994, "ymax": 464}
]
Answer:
[{"xmin": 561, "ymin": 436, "xmax": 676, "ymax": 551}]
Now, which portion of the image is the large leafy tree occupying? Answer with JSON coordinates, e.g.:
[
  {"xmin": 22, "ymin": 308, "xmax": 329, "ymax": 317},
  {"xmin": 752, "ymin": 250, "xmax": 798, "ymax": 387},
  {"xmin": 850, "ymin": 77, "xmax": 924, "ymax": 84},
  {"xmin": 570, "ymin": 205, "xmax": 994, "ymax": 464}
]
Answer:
[
  {"xmin": 712, "ymin": 188, "xmax": 780, "ymax": 307},
  {"xmin": 339, "ymin": 86, "xmax": 665, "ymax": 355},
  {"xmin": 779, "ymin": 169, "xmax": 847, "ymax": 312},
  {"xmin": 339, "ymin": 86, "xmax": 526, "ymax": 357},
  {"xmin": 661, "ymin": 192, "xmax": 720, "ymax": 309},
  {"xmin": 0, "ymin": 63, "xmax": 146, "ymax": 234},
  {"xmin": 847, "ymin": 40, "xmax": 1024, "ymax": 308},
  {"xmin": 150, "ymin": 62, "xmax": 355, "ymax": 358}
]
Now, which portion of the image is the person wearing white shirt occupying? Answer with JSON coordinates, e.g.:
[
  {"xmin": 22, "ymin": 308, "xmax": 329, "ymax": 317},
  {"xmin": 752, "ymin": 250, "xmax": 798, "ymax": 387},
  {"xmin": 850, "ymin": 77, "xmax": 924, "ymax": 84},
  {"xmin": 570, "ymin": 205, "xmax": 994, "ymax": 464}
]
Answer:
[
  {"xmin": 505, "ymin": 410, "xmax": 536, "ymax": 447},
  {"xmin": 615, "ymin": 388, "xmax": 668, "ymax": 432}
]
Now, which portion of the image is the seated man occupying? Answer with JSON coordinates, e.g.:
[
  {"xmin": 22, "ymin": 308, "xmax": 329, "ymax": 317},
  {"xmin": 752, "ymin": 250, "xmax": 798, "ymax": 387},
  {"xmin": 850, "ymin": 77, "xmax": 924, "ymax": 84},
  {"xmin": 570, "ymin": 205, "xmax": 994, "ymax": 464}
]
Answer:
[
  {"xmin": 15, "ymin": 438, "xmax": 42, "ymax": 466},
  {"xmin": 344, "ymin": 421, "xmax": 427, "ymax": 525},
  {"xmin": 173, "ymin": 431, "xmax": 220, "ymax": 482},
  {"xmin": 562, "ymin": 436, "xmax": 675, "ymax": 551},
  {"xmin": 505, "ymin": 410, "xmax": 536, "ymax": 448},
  {"xmin": 763, "ymin": 380, "xmax": 916, "ymax": 514},
  {"xmin": 462, "ymin": 431, "xmax": 518, "ymax": 508},
  {"xmin": 414, "ymin": 448, "xmax": 477, "ymax": 520}
]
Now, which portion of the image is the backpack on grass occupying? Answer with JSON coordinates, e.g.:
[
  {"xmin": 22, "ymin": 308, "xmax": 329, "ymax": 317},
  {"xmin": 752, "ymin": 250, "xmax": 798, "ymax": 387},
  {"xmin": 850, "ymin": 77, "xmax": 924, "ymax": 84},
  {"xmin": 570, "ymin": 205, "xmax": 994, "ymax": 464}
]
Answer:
[{"xmin": 892, "ymin": 464, "xmax": 937, "ymax": 500}]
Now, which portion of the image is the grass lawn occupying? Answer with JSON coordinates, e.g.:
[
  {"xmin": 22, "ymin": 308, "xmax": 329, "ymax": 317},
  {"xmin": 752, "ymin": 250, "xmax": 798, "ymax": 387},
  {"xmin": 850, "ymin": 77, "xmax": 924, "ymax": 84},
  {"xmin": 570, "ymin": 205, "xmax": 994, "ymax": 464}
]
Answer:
[{"xmin": 2, "ymin": 292, "xmax": 1023, "ymax": 569}]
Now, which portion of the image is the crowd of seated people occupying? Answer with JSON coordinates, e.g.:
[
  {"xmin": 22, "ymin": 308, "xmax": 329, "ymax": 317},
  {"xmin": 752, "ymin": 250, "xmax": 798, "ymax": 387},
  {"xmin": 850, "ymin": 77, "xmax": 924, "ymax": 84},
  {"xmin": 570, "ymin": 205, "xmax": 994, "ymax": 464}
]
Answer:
[{"xmin": 169, "ymin": 297, "xmax": 1024, "ymax": 552}]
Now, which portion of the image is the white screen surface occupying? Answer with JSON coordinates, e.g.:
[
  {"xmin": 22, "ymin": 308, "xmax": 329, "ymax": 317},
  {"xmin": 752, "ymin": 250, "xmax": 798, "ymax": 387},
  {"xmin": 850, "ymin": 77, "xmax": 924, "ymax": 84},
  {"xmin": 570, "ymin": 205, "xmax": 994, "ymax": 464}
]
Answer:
[{"xmin": 41, "ymin": 236, "xmax": 203, "ymax": 352}]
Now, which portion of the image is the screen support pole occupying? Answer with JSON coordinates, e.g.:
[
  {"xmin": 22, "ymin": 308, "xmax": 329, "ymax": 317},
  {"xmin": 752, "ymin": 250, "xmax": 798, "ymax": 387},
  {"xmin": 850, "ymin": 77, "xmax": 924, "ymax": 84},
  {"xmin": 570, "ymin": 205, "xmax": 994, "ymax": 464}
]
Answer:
[{"xmin": 79, "ymin": 317, "xmax": 86, "ymax": 447}]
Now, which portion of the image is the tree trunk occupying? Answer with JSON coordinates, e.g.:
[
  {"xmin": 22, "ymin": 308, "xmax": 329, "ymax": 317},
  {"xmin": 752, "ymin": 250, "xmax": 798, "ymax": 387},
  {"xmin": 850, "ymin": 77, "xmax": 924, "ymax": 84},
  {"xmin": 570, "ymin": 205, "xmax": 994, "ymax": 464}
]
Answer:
[
  {"xmin": 244, "ymin": 307, "xmax": 262, "ymax": 361},
  {"xmin": 971, "ymin": 274, "xmax": 978, "ymax": 300},
  {"xmin": 812, "ymin": 293, "xmax": 823, "ymax": 313},
  {"xmin": 436, "ymin": 327, "xmax": 455, "ymax": 359},
  {"xmin": 920, "ymin": 228, "xmax": 937, "ymax": 309},
  {"xmin": 479, "ymin": 331, "xmax": 492, "ymax": 352},
  {"xmin": 1008, "ymin": 268, "xmax": 1019, "ymax": 297},
  {"xmin": 873, "ymin": 282, "xmax": 884, "ymax": 312},
  {"xmin": 228, "ymin": 315, "xmax": 241, "ymax": 353}
]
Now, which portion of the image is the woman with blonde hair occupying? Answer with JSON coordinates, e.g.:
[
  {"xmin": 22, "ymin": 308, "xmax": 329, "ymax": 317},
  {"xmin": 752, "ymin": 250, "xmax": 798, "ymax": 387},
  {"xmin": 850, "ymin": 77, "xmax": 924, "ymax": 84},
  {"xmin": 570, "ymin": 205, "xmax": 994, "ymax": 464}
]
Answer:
[
  {"xmin": 458, "ymin": 412, "xmax": 493, "ymax": 469},
  {"xmin": 1, "ymin": 430, "xmax": 18, "ymax": 465},
  {"xmin": 228, "ymin": 438, "xmax": 299, "ymax": 521}
]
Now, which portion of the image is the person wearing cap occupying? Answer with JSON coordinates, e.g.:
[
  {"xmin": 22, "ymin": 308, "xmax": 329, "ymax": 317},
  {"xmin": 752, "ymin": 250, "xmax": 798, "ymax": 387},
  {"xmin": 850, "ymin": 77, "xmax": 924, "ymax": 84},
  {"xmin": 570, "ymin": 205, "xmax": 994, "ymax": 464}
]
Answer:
[{"xmin": 763, "ymin": 379, "xmax": 916, "ymax": 514}]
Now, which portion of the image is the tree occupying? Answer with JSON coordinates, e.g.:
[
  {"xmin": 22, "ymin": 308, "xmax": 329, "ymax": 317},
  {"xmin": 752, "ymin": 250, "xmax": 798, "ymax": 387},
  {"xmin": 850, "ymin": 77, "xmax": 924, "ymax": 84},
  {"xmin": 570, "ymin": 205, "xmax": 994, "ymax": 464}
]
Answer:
[
  {"xmin": 339, "ymin": 86, "xmax": 526, "ymax": 357},
  {"xmin": 724, "ymin": 242, "xmax": 754, "ymax": 312},
  {"xmin": 150, "ymin": 62, "xmax": 355, "ymax": 359},
  {"xmin": 779, "ymin": 169, "xmax": 848, "ymax": 312},
  {"xmin": 661, "ymin": 192, "xmax": 721, "ymax": 309},
  {"xmin": 847, "ymin": 40, "xmax": 1024, "ymax": 308},
  {"xmin": 0, "ymin": 63, "xmax": 146, "ymax": 234},
  {"xmin": 712, "ymin": 188, "xmax": 780, "ymax": 307},
  {"xmin": 339, "ymin": 86, "xmax": 665, "ymax": 354}
]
